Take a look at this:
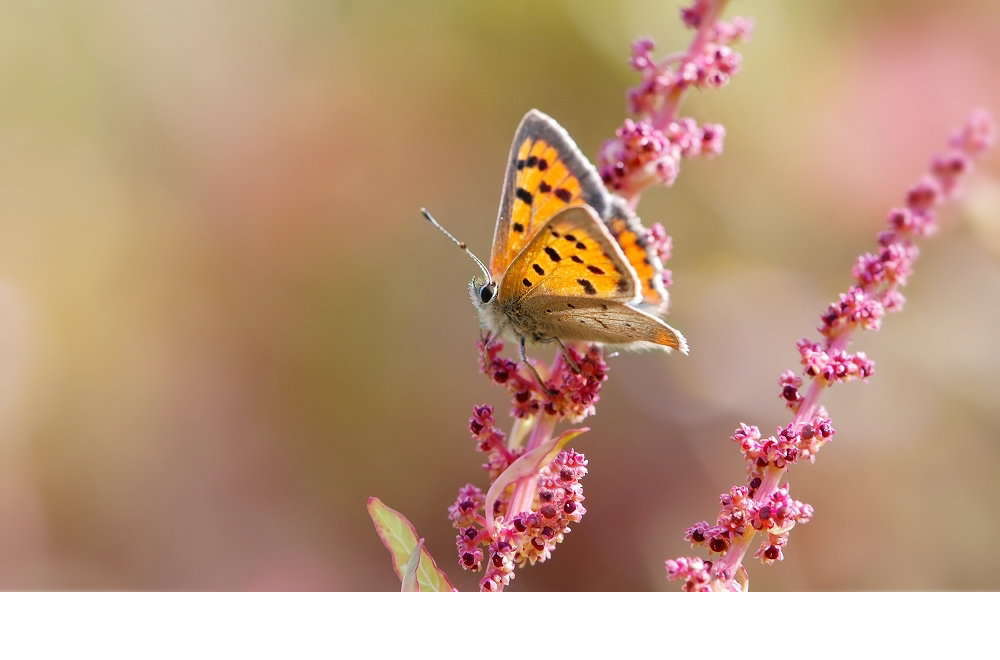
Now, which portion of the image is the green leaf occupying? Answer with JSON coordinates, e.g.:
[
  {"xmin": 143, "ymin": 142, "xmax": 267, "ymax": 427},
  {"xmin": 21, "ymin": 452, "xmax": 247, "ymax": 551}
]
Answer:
[
  {"xmin": 368, "ymin": 497, "xmax": 457, "ymax": 592},
  {"xmin": 400, "ymin": 539, "xmax": 422, "ymax": 592}
]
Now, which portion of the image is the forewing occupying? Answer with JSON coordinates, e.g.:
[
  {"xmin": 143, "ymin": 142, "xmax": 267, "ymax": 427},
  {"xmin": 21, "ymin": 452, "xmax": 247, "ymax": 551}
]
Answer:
[
  {"xmin": 498, "ymin": 205, "xmax": 640, "ymax": 305},
  {"xmin": 490, "ymin": 110, "xmax": 612, "ymax": 278}
]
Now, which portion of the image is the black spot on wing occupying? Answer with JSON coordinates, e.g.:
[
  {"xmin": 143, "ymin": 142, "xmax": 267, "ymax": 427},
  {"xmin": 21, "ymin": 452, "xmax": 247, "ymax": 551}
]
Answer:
[
  {"xmin": 512, "ymin": 222, "xmax": 524, "ymax": 233},
  {"xmin": 532, "ymin": 263, "xmax": 545, "ymax": 276},
  {"xmin": 587, "ymin": 265, "xmax": 605, "ymax": 275},
  {"xmin": 577, "ymin": 279, "xmax": 597, "ymax": 295},
  {"xmin": 515, "ymin": 187, "xmax": 533, "ymax": 204},
  {"xmin": 522, "ymin": 278, "xmax": 532, "ymax": 287},
  {"xmin": 544, "ymin": 247, "xmax": 561, "ymax": 262},
  {"xmin": 616, "ymin": 278, "xmax": 630, "ymax": 293},
  {"xmin": 554, "ymin": 188, "xmax": 572, "ymax": 203},
  {"xmin": 537, "ymin": 158, "xmax": 548, "ymax": 171},
  {"xmin": 539, "ymin": 181, "xmax": 551, "ymax": 193},
  {"xmin": 570, "ymin": 255, "xmax": 583, "ymax": 264}
]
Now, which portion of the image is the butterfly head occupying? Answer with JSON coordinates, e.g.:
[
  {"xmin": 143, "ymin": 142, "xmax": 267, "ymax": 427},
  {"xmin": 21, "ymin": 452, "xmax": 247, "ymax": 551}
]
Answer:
[{"xmin": 470, "ymin": 277, "xmax": 497, "ymax": 306}]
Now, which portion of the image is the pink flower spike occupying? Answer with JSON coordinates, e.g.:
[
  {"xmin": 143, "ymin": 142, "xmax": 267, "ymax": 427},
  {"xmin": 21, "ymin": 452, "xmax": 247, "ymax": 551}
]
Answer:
[
  {"xmin": 687, "ymin": 109, "xmax": 992, "ymax": 591},
  {"xmin": 602, "ymin": 1, "xmax": 750, "ymax": 206}
]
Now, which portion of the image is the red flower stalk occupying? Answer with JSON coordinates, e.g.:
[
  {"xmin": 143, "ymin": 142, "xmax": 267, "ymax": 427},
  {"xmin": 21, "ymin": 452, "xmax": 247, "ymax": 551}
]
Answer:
[
  {"xmin": 667, "ymin": 109, "xmax": 995, "ymax": 592},
  {"xmin": 599, "ymin": 0, "xmax": 750, "ymax": 207}
]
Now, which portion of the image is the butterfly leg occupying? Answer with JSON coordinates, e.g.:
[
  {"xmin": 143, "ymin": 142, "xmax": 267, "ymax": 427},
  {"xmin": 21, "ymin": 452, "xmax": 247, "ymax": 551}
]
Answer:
[
  {"xmin": 554, "ymin": 338, "xmax": 583, "ymax": 374},
  {"xmin": 519, "ymin": 336, "xmax": 557, "ymax": 397}
]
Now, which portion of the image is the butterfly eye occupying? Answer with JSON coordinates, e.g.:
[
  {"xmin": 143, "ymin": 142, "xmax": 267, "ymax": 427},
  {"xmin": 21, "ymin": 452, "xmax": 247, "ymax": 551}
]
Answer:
[{"xmin": 479, "ymin": 282, "xmax": 497, "ymax": 304}]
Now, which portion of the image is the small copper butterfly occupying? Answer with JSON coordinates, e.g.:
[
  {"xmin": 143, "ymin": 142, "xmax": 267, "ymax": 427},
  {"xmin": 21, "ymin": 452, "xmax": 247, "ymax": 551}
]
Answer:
[{"xmin": 424, "ymin": 109, "xmax": 687, "ymax": 369}]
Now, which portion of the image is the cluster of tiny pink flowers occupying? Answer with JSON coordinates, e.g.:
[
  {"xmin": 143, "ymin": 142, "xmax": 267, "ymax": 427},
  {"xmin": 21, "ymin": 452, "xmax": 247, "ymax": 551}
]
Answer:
[
  {"xmin": 646, "ymin": 223, "xmax": 675, "ymax": 290},
  {"xmin": 479, "ymin": 339, "xmax": 541, "ymax": 418},
  {"xmin": 667, "ymin": 109, "xmax": 994, "ymax": 590},
  {"xmin": 450, "ymin": 484, "xmax": 487, "ymax": 572},
  {"xmin": 468, "ymin": 404, "xmax": 520, "ymax": 480},
  {"xmin": 456, "ymin": 340, "xmax": 603, "ymax": 590},
  {"xmin": 794, "ymin": 340, "xmax": 875, "ymax": 390},
  {"xmin": 599, "ymin": 2, "xmax": 749, "ymax": 198},
  {"xmin": 681, "ymin": 0, "xmax": 754, "ymax": 40},
  {"xmin": 732, "ymin": 418, "xmax": 836, "ymax": 474},
  {"xmin": 600, "ymin": 117, "xmax": 727, "ymax": 195},
  {"xmin": 476, "ymin": 450, "xmax": 589, "ymax": 592},
  {"xmin": 664, "ymin": 556, "xmax": 714, "ymax": 592},
  {"xmin": 681, "ymin": 484, "xmax": 811, "ymax": 566},
  {"xmin": 628, "ymin": 21, "xmax": 746, "ymax": 116},
  {"xmin": 600, "ymin": 119, "xmax": 682, "ymax": 192},
  {"xmin": 478, "ymin": 339, "xmax": 608, "ymax": 423},
  {"xmin": 751, "ymin": 485, "xmax": 814, "ymax": 565},
  {"xmin": 820, "ymin": 110, "xmax": 994, "ymax": 348},
  {"xmin": 646, "ymin": 222, "xmax": 674, "ymax": 265},
  {"xmin": 543, "ymin": 345, "xmax": 608, "ymax": 422}
]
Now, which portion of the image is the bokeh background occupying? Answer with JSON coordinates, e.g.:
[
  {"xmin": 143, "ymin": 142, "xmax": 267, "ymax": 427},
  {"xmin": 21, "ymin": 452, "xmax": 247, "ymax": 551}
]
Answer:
[{"xmin": 1, "ymin": 0, "xmax": 998, "ymax": 591}]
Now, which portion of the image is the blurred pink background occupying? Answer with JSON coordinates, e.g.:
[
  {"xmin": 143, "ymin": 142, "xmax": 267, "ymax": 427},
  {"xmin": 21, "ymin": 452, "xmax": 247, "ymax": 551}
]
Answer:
[{"xmin": 1, "ymin": 1, "xmax": 998, "ymax": 590}]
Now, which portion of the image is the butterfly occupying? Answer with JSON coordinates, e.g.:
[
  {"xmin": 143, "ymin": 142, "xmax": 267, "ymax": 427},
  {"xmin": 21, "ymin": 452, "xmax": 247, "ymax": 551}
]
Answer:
[{"xmin": 424, "ymin": 109, "xmax": 687, "ymax": 379}]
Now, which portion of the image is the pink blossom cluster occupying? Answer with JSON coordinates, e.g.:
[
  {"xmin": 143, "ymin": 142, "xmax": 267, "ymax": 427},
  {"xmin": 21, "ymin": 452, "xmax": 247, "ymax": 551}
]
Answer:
[
  {"xmin": 449, "ymin": 444, "xmax": 589, "ymax": 591},
  {"xmin": 667, "ymin": 109, "xmax": 994, "ymax": 591},
  {"xmin": 467, "ymin": 404, "xmax": 517, "ymax": 481},
  {"xmin": 479, "ymin": 339, "xmax": 607, "ymax": 423},
  {"xmin": 645, "ymin": 222, "xmax": 675, "ymax": 289},
  {"xmin": 449, "ymin": 341, "xmax": 606, "ymax": 590},
  {"xmin": 599, "ymin": 1, "xmax": 751, "ymax": 202},
  {"xmin": 664, "ymin": 556, "xmax": 712, "ymax": 590},
  {"xmin": 477, "ymin": 450, "xmax": 588, "ymax": 591},
  {"xmin": 733, "ymin": 417, "xmax": 835, "ymax": 473},
  {"xmin": 680, "ymin": 483, "xmax": 813, "ymax": 576}
]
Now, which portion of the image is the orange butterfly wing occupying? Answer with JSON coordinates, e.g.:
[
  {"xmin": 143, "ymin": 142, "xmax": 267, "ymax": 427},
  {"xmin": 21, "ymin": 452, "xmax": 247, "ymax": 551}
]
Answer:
[
  {"xmin": 496, "ymin": 206, "xmax": 686, "ymax": 352},
  {"xmin": 605, "ymin": 200, "xmax": 670, "ymax": 311},
  {"xmin": 497, "ymin": 205, "xmax": 639, "ymax": 305},
  {"xmin": 490, "ymin": 110, "xmax": 612, "ymax": 281}
]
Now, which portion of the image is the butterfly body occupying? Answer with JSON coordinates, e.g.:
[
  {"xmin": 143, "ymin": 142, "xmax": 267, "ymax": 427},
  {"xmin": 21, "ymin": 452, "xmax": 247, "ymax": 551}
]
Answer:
[{"xmin": 469, "ymin": 110, "xmax": 687, "ymax": 356}]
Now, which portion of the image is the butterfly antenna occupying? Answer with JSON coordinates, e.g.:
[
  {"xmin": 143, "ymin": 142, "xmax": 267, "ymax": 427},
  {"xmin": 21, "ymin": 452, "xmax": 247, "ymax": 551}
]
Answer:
[{"xmin": 421, "ymin": 208, "xmax": 491, "ymax": 281}]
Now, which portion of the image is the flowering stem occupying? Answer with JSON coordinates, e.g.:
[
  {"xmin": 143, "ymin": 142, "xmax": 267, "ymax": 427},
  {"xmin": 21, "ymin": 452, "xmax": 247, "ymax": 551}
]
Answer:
[
  {"xmin": 506, "ymin": 410, "xmax": 558, "ymax": 519},
  {"xmin": 699, "ymin": 110, "xmax": 995, "ymax": 591},
  {"xmin": 652, "ymin": 0, "xmax": 730, "ymax": 131}
]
